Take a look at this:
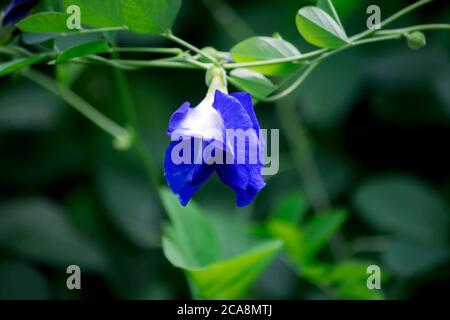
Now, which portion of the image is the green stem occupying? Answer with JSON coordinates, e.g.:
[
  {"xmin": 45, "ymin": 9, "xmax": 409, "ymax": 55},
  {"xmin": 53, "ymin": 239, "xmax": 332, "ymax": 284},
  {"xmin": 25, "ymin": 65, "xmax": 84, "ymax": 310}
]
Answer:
[
  {"xmin": 60, "ymin": 26, "xmax": 127, "ymax": 36},
  {"xmin": 163, "ymin": 31, "xmax": 218, "ymax": 64},
  {"xmin": 22, "ymin": 68, "xmax": 129, "ymax": 141},
  {"xmin": 223, "ymin": 0, "xmax": 442, "ymax": 70},
  {"xmin": 86, "ymin": 55, "xmax": 201, "ymax": 70},
  {"xmin": 110, "ymin": 47, "xmax": 184, "ymax": 55},
  {"xmin": 260, "ymin": 62, "xmax": 320, "ymax": 102},
  {"xmin": 376, "ymin": 23, "xmax": 450, "ymax": 35},
  {"xmin": 224, "ymin": 49, "xmax": 326, "ymax": 69},
  {"xmin": 326, "ymin": 0, "xmax": 344, "ymax": 30}
]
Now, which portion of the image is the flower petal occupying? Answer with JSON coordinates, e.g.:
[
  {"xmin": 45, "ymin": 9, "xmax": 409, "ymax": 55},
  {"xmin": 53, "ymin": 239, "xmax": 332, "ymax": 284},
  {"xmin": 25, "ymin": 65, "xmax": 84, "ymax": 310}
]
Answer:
[
  {"xmin": 2, "ymin": 0, "xmax": 38, "ymax": 25},
  {"xmin": 167, "ymin": 102, "xmax": 190, "ymax": 136},
  {"xmin": 164, "ymin": 139, "xmax": 215, "ymax": 206},
  {"xmin": 212, "ymin": 90, "xmax": 266, "ymax": 206}
]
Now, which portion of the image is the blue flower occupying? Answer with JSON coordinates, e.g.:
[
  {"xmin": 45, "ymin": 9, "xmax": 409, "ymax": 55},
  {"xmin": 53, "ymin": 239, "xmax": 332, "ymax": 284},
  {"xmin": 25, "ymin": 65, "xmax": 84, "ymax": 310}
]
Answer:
[
  {"xmin": 2, "ymin": 0, "xmax": 38, "ymax": 26},
  {"xmin": 164, "ymin": 79, "xmax": 266, "ymax": 207}
]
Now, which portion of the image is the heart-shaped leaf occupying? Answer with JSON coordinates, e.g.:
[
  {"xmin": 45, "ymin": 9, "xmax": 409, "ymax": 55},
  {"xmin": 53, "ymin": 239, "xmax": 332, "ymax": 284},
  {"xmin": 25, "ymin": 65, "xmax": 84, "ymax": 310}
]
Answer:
[
  {"xmin": 228, "ymin": 69, "xmax": 275, "ymax": 99},
  {"xmin": 230, "ymin": 36, "xmax": 302, "ymax": 76},
  {"xmin": 296, "ymin": 6, "xmax": 349, "ymax": 48}
]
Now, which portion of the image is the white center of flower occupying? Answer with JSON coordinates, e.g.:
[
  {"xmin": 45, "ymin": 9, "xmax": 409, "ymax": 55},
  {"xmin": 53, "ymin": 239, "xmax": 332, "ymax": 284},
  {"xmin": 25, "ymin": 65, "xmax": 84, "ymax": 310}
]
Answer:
[{"xmin": 177, "ymin": 93, "xmax": 225, "ymax": 142}]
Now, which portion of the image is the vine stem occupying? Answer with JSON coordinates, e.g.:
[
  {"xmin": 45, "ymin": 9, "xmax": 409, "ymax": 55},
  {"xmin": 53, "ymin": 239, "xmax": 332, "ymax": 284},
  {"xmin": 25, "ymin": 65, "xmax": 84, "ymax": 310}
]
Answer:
[
  {"xmin": 224, "ymin": 0, "xmax": 441, "ymax": 70},
  {"xmin": 86, "ymin": 55, "xmax": 202, "ymax": 70},
  {"xmin": 351, "ymin": 0, "xmax": 434, "ymax": 41},
  {"xmin": 260, "ymin": 62, "xmax": 320, "ymax": 102},
  {"xmin": 59, "ymin": 26, "xmax": 127, "ymax": 36},
  {"xmin": 22, "ymin": 68, "xmax": 129, "ymax": 141},
  {"xmin": 163, "ymin": 31, "xmax": 218, "ymax": 64},
  {"xmin": 109, "ymin": 47, "xmax": 183, "ymax": 55},
  {"xmin": 377, "ymin": 23, "xmax": 450, "ymax": 35}
]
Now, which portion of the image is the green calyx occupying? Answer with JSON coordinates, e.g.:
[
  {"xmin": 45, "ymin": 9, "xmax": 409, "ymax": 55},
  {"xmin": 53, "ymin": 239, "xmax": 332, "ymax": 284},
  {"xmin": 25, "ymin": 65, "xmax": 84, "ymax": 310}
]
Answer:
[{"xmin": 206, "ymin": 66, "xmax": 228, "ymax": 95}]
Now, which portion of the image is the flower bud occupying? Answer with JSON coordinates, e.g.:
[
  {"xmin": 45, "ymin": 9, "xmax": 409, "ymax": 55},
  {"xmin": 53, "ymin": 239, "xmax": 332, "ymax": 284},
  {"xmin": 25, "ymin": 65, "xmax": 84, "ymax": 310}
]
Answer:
[{"xmin": 406, "ymin": 31, "xmax": 426, "ymax": 50}]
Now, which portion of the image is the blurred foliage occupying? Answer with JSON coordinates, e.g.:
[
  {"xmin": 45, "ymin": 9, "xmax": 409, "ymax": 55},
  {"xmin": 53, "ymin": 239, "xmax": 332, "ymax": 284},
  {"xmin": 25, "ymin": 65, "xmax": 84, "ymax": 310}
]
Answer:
[{"xmin": 0, "ymin": 0, "xmax": 449, "ymax": 299}]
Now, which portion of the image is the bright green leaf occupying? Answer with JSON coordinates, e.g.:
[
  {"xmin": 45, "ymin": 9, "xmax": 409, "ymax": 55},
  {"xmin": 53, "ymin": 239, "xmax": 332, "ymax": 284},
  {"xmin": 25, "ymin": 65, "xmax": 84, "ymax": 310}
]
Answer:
[
  {"xmin": 303, "ymin": 208, "xmax": 347, "ymax": 260},
  {"xmin": 230, "ymin": 36, "xmax": 302, "ymax": 76},
  {"xmin": 296, "ymin": 6, "xmax": 349, "ymax": 48},
  {"xmin": 353, "ymin": 175, "xmax": 450, "ymax": 245},
  {"xmin": 56, "ymin": 40, "xmax": 110, "ymax": 62},
  {"xmin": 187, "ymin": 240, "xmax": 282, "ymax": 299},
  {"xmin": 17, "ymin": 12, "xmax": 69, "ymax": 33},
  {"xmin": 228, "ymin": 68, "xmax": 275, "ymax": 99},
  {"xmin": 0, "ymin": 55, "xmax": 48, "ymax": 77},
  {"xmin": 160, "ymin": 188, "xmax": 220, "ymax": 268},
  {"xmin": 267, "ymin": 220, "xmax": 305, "ymax": 266},
  {"xmin": 160, "ymin": 188, "xmax": 282, "ymax": 299},
  {"xmin": 0, "ymin": 197, "xmax": 106, "ymax": 271},
  {"xmin": 303, "ymin": 260, "xmax": 386, "ymax": 300},
  {"xmin": 64, "ymin": 0, "xmax": 125, "ymax": 28},
  {"xmin": 123, "ymin": 0, "xmax": 182, "ymax": 34}
]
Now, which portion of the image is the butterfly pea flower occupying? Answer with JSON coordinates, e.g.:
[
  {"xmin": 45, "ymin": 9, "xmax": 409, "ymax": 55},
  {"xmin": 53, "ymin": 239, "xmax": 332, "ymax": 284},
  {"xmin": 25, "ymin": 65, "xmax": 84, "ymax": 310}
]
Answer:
[
  {"xmin": 2, "ymin": 0, "xmax": 38, "ymax": 26},
  {"xmin": 164, "ymin": 68, "xmax": 266, "ymax": 207}
]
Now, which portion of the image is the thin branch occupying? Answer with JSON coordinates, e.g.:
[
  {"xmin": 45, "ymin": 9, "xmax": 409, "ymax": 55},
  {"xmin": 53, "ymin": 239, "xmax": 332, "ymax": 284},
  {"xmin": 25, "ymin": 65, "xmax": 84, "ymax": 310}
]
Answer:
[
  {"xmin": 351, "ymin": 0, "xmax": 435, "ymax": 41},
  {"xmin": 22, "ymin": 68, "xmax": 129, "ymax": 141},
  {"xmin": 163, "ymin": 31, "xmax": 218, "ymax": 64}
]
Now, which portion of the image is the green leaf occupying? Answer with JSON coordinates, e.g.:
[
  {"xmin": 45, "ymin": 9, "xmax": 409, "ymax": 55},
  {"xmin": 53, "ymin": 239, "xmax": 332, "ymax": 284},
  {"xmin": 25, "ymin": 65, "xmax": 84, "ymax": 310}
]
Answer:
[
  {"xmin": 64, "ymin": 0, "xmax": 125, "ymax": 28},
  {"xmin": 303, "ymin": 260, "xmax": 386, "ymax": 300},
  {"xmin": 187, "ymin": 240, "xmax": 282, "ymax": 299},
  {"xmin": 303, "ymin": 208, "xmax": 347, "ymax": 260},
  {"xmin": 0, "ymin": 55, "xmax": 48, "ymax": 77},
  {"xmin": 296, "ymin": 6, "xmax": 349, "ymax": 49},
  {"xmin": 96, "ymin": 166, "xmax": 162, "ymax": 248},
  {"xmin": 123, "ymin": 0, "xmax": 182, "ymax": 34},
  {"xmin": 160, "ymin": 188, "xmax": 282, "ymax": 299},
  {"xmin": 230, "ymin": 36, "xmax": 302, "ymax": 76},
  {"xmin": 160, "ymin": 188, "xmax": 220, "ymax": 269},
  {"xmin": 56, "ymin": 40, "xmax": 110, "ymax": 62},
  {"xmin": 317, "ymin": 0, "xmax": 344, "ymax": 29},
  {"xmin": 270, "ymin": 192, "xmax": 309, "ymax": 224},
  {"xmin": 0, "ymin": 197, "xmax": 106, "ymax": 271},
  {"xmin": 17, "ymin": 12, "xmax": 69, "ymax": 33},
  {"xmin": 267, "ymin": 220, "xmax": 305, "ymax": 266},
  {"xmin": 353, "ymin": 175, "xmax": 450, "ymax": 245},
  {"xmin": 267, "ymin": 208, "xmax": 346, "ymax": 268},
  {"xmin": 228, "ymin": 68, "xmax": 275, "ymax": 99}
]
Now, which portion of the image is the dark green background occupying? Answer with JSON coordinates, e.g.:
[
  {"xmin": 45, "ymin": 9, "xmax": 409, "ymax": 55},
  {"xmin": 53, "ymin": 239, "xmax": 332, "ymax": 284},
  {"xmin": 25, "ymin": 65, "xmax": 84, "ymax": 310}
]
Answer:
[{"xmin": 0, "ymin": 0, "xmax": 449, "ymax": 299}]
